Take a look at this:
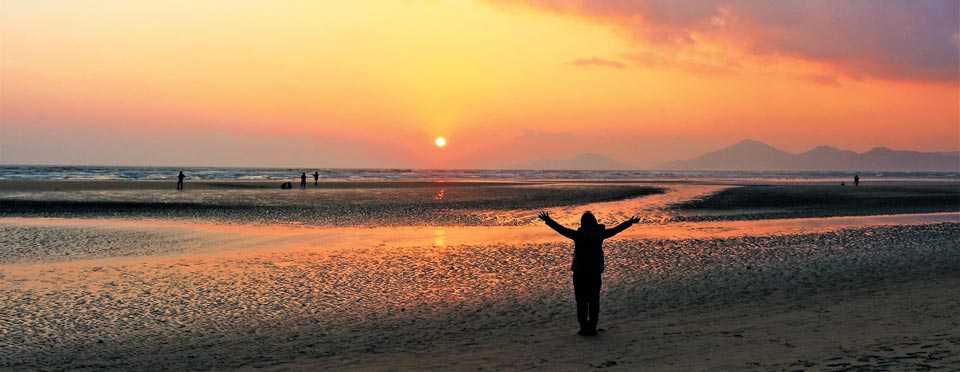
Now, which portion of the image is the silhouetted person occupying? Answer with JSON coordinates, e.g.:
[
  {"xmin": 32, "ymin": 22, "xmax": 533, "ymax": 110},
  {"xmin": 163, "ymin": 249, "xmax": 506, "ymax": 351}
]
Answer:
[
  {"xmin": 300, "ymin": 172, "xmax": 307, "ymax": 189},
  {"xmin": 313, "ymin": 171, "xmax": 319, "ymax": 186},
  {"xmin": 539, "ymin": 211, "xmax": 640, "ymax": 336},
  {"xmin": 177, "ymin": 171, "xmax": 185, "ymax": 190},
  {"xmin": 854, "ymin": 174, "xmax": 860, "ymax": 186}
]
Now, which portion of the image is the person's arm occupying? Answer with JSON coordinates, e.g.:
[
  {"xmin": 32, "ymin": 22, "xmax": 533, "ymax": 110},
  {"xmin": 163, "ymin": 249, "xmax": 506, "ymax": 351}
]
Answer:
[
  {"xmin": 603, "ymin": 216, "xmax": 641, "ymax": 239},
  {"xmin": 538, "ymin": 211, "xmax": 577, "ymax": 239}
]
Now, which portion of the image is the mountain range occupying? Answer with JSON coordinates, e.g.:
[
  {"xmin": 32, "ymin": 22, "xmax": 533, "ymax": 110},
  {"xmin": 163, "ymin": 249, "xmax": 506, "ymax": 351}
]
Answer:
[
  {"xmin": 657, "ymin": 140, "xmax": 959, "ymax": 171},
  {"xmin": 514, "ymin": 140, "xmax": 960, "ymax": 171}
]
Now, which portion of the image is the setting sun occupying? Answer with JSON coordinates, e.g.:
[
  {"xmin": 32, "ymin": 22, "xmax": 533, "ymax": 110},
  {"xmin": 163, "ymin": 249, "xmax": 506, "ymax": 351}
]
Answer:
[{"xmin": 435, "ymin": 137, "xmax": 447, "ymax": 148}]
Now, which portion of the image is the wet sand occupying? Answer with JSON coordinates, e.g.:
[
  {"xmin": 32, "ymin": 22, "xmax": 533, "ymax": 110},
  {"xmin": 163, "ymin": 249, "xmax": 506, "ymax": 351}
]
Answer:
[
  {"xmin": 2, "ymin": 181, "xmax": 957, "ymax": 227},
  {"xmin": 673, "ymin": 184, "xmax": 960, "ymax": 221},
  {"xmin": 0, "ymin": 181, "xmax": 665, "ymax": 226},
  {"xmin": 1, "ymin": 180, "xmax": 958, "ymax": 371}
]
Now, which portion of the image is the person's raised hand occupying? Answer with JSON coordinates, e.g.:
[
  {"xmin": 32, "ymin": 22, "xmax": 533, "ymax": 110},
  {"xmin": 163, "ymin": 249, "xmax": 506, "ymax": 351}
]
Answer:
[
  {"xmin": 538, "ymin": 211, "xmax": 550, "ymax": 221},
  {"xmin": 628, "ymin": 215, "xmax": 641, "ymax": 224}
]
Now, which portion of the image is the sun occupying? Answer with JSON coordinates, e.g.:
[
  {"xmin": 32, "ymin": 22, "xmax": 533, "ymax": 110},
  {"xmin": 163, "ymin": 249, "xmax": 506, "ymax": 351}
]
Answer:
[{"xmin": 434, "ymin": 137, "xmax": 447, "ymax": 148}]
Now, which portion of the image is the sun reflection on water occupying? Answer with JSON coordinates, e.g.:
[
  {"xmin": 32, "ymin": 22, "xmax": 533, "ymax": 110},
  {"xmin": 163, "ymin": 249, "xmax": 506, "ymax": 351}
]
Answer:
[{"xmin": 433, "ymin": 229, "xmax": 446, "ymax": 247}]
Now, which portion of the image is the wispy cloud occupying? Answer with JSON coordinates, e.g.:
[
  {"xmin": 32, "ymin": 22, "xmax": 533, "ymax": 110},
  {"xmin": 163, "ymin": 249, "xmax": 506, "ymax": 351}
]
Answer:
[
  {"xmin": 569, "ymin": 57, "xmax": 627, "ymax": 69},
  {"xmin": 624, "ymin": 49, "xmax": 739, "ymax": 75}
]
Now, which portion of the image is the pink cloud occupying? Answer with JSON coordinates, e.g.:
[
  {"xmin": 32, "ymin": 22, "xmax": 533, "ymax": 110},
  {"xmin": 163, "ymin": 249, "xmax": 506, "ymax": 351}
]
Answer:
[{"xmin": 487, "ymin": 0, "xmax": 960, "ymax": 83}]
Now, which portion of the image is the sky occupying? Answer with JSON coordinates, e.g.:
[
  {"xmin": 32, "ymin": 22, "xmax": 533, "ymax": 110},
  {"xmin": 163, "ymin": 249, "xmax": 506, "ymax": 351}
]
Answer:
[{"xmin": 1, "ymin": 0, "xmax": 957, "ymax": 169}]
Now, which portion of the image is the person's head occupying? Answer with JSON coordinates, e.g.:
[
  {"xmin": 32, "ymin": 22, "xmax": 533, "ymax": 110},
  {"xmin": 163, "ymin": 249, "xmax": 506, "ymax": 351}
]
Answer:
[{"xmin": 580, "ymin": 211, "xmax": 598, "ymax": 227}]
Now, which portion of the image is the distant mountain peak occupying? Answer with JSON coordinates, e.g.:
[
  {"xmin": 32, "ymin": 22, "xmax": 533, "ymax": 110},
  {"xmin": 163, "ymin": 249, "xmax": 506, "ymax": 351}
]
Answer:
[
  {"xmin": 732, "ymin": 139, "xmax": 775, "ymax": 148},
  {"xmin": 723, "ymin": 139, "xmax": 789, "ymax": 154},
  {"xmin": 800, "ymin": 145, "xmax": 855, "ymax": 156}
]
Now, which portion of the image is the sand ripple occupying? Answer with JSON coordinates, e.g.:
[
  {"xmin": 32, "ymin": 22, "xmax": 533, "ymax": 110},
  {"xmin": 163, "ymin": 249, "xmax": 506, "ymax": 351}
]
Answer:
[{"xmin": 1, "ymin": 223, "xmax": 957, "ymax": 370}]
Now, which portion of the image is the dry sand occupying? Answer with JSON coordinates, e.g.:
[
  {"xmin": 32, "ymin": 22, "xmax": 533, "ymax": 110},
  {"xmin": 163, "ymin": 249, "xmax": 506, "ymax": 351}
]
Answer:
[{"xmin": 1, "ymin": 180, "xmax": 958, "ymax": 371}]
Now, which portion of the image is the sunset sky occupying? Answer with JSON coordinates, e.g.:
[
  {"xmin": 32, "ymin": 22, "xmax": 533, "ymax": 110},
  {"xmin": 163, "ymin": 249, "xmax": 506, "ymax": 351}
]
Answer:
[{"xmin": 1, "ymin": 0, "xmax": 957, "ymax": 169}]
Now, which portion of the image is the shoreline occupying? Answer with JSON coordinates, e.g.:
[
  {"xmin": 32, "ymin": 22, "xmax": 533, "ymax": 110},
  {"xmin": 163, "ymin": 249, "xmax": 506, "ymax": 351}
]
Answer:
[{"xmin": 1, "ymin": 177, "xmax": 957, "ymax": 192}]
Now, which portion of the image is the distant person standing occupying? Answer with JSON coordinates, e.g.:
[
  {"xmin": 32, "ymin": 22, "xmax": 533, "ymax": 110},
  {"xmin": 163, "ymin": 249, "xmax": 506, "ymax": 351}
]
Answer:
[
  {"xmin": 313, "ymin": 171, "xmax": 320, "ymax": 186},
  {"xmin": 177, "ymin": 171, "xmax": 185, "ymax": 190},
  {"xmin": 300, "ymin": 172, "xmax": 307, "ymax": 189},
  {"xmin": 854, "ymin": 174, "xmax": 860, "ymax": 186}
]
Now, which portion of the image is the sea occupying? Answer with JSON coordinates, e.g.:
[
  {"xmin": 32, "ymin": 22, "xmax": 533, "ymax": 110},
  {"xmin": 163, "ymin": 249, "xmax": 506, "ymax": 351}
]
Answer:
[{"xmin": 0, "ymin": 165, "xmax": 957, "ymax": 182}]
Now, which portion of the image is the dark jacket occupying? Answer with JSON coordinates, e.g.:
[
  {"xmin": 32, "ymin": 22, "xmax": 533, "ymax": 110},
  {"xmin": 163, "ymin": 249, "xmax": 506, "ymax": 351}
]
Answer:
[{"xmin": 543, "ymin": 219, "xmax": 633, "ymax": 273}]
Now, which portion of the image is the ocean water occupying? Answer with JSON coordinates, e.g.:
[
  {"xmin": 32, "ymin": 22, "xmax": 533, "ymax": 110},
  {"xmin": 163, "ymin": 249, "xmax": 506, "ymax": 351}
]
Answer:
[{"xmin": 0, "ymin": 165, "xmax": 957, "ymax": 181}]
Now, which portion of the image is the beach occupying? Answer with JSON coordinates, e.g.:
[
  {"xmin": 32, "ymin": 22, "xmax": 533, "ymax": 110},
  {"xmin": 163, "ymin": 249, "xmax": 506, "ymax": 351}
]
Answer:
[
  {"xmin": 6, "ymin": 0, "xmax": 959, "ymax": 370},
  {"xmin": 1, "ymin": 179, "xmax": 958, "ymax": 371}
]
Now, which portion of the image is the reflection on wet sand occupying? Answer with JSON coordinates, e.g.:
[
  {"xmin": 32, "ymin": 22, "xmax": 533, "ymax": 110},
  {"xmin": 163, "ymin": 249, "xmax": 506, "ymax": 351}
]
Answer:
[{"xmin": 3, "ymin": 211, "xmax": 958, "ymax": 262}]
